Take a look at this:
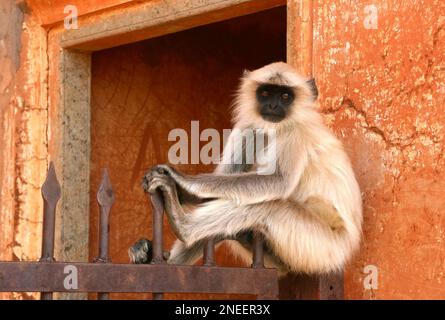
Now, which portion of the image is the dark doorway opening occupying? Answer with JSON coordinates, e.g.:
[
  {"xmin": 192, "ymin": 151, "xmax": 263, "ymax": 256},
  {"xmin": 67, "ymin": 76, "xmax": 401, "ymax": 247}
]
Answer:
[{"xmin": 90, "ymin": 6, "xmax": 286, "ymax": 299}]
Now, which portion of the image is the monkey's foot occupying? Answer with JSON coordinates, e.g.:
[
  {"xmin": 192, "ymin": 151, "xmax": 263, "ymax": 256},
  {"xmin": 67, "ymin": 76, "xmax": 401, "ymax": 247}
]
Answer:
[{"xmin": 128, "ymin": 238, "xmax": 153, "ymax": 264}]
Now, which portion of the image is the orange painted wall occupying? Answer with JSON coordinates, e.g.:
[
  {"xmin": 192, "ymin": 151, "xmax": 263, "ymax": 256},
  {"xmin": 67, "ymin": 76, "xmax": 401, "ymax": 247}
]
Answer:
[
  {"xmin": 25, "ymin": 0, "xmax": 136, "ymax": 25},
  {"xmin": 313, "ymin": 0, "xmax": 445, "ymax": 299},
  {"xmin": 89, "ymin": 7, "xmax": 286, "ymax": 299},
  {"xmin": 0, "ymin": 0, "xmax": 50, "ymax": 300}
]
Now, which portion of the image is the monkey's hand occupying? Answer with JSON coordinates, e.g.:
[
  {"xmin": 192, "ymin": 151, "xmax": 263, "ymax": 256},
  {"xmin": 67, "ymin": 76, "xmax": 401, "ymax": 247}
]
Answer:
[
  {"xmin": 146, "ymin": 164, "xmax": 195, "ymax": 195},
  {"xmin": 142, "ymin": 166, "xmax": 188, "ymax": 241},
  {"xmin": 142, "ymin": 165, "xmax": 178, "ymax": 194},
  {"xmin": 150, "ymin": 164, "xmax": 184, "ymax": 181}
]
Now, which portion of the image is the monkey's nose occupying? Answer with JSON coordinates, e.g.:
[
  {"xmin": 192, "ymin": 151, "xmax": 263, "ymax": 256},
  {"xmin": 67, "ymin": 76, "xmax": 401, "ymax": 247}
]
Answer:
[{"xmin": 268, "ymin": 104, "xmax": 278, "ymax": 110}]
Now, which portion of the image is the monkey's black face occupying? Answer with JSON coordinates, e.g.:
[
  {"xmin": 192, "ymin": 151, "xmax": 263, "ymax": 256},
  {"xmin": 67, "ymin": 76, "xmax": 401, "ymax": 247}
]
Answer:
[{"xmin": 256, "ymin": 84, "xmax": 295, "ymax": 123}]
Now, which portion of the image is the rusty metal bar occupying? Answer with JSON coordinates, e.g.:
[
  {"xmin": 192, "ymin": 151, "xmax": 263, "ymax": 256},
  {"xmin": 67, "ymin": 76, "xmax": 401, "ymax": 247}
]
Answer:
[
  {"xmin": 319, "ymin": 271, "xmax": 344, "ymax": 300},
  {"xmin": 94, "ymin": 169, "xmax": 115, "ymax": 300},
  {"xmin": 0, "ymin": 262, "xmax": 279, "ymax": 298},
  {"xmin": 150, "ymin": 189, "xmax": 165, "ymax": 300},
  {"xmin": 251, "ymin": 232, "xmax": 264, "ymax": 269},
  {"xmin": 278, "ymin": 272, "xmax": 344, "ymax": 300},
  {"xmin": 39, "ymin": 162, "xmax": 61, "ymax": 300},
  {"xmin": 203, "ymin": 239, "xmax": 215, "ymax": 266}
]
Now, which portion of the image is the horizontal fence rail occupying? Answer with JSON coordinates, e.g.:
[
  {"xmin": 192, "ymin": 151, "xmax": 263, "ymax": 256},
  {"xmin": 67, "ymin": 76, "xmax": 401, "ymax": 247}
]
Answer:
[
  {"xmin": 0, "ymin": 162, "xmax": 279, "ymax": 299},
  {"xmin": 0, "ymin": 262, "xmax": 278, "ymax": 297}
]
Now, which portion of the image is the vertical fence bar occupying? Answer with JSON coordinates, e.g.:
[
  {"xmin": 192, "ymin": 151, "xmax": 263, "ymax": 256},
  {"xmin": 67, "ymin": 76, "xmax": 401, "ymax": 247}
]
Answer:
[
  {"xmin": 251, "ymin": 232, "xmax": 264, "ymax": 269},
  {"xmin": 252, "ymin": 232, "xmax": 275, "ymax": 299},
  {"xmin": 94, "ymin": 169, "xmax": 115, "ymax": 300},
  {"xmin": 203, "ymin": 239, "xmax": 215, "ymax": 266},
  {"xmin": 150, "ymin": 189, "xmax": 165, "ymax": 300},
  {"xmin": 39, "ymin": 162, "xmax": 61, "ymax": 300}
]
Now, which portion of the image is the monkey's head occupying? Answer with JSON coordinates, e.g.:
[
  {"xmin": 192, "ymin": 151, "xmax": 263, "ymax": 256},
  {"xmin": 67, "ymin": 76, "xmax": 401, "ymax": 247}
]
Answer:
[{"xmin": 233, "ymin": 62, "xmax": 318, "ymax": 129}]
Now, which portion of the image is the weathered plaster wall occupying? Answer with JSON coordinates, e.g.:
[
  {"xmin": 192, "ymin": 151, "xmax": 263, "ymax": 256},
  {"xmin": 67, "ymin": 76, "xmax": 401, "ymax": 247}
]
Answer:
[
  {"xmin": 25, "ymin": 0, "xmax": 135, "ymax": 26},
  {"xmin": 0, "ymin": 3, "xmax": 21, "ymax": 290},
  {"xmin": 89, "ymin": 7, "xmax": 286, "ymax": 299},
  {"xmin": 313, "ymin": 0, "xmax": 445, "ymax": 299},
  {"xmin": 0, "ymin": 1, "xmax": 48, "ymax": 300},
  {"xmin": 0, "ymin": 0, "xmax": 21, "ymax": 264}
]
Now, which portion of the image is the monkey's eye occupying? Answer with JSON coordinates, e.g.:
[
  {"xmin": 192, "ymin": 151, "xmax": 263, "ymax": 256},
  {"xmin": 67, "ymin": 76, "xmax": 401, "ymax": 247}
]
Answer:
[
  {"xmin": 281, "ymin": 93, "xmax": 289, "ymax": 101},
  {"xmin": 261, "ymin": 91, "xmax": 269, "ymax": 97}
]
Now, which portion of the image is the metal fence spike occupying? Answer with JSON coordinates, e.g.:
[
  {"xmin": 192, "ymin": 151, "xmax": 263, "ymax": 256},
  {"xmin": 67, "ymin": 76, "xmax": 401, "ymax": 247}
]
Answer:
[
  {"xmin": 95, "ymin": 169, "xmax": 115, "ymax": 300},
  {"xmin": 97, "ymin": 168, "xmax": 115, "ymax": 207},
  {"xmin": 41, "ymin": 161, "xmax": 61, "ymax": 203},
  {"xmin": 40, "ymin": 161, "xmax": 61, "ymax": 300}
]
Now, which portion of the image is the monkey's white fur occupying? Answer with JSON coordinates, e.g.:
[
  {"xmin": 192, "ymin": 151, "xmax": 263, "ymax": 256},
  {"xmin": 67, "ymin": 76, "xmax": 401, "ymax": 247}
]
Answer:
[
  {"xmin": 165, "ymin": 62, "xmax": 362, "ymax": 274},
  {"xmin": 225, "ymin": 62, "xmax": 359, "ymax": 273}
]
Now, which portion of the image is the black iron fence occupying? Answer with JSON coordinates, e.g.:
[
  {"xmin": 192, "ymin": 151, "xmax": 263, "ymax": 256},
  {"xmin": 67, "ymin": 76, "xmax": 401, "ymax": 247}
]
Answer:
[{"xmin": 0, "ymin": 162, "xmax": 278, "ymax": 299}]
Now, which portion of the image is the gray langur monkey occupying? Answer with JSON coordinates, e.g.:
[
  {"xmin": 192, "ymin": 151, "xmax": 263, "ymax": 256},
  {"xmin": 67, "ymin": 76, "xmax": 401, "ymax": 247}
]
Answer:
[{"xmin": 129, "ymin": 62, "xmax": 362, "ymax": 275}]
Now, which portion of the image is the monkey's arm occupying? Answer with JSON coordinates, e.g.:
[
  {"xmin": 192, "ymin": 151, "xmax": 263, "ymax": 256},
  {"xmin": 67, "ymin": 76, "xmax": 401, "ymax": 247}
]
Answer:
[
  {"xmin": 175, "ymin": 181, "xmax": 212, "ymax": 205},
  {"xmin": 146, "ymin": 164, "xmax": 288, "ymax": 205}
]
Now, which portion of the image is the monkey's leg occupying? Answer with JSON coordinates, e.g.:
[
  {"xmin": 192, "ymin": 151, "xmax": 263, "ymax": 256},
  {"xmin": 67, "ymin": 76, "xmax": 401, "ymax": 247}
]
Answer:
[
  {"xmin": 167, "ymin": 234, "xmax": 284, "ymax": 267},
  {"xmin": 227, "ymin": 232, "xmax": 287, "ymax": 270},
  {"xmin": 144, "ymin": 173, "xmax": 345, "ymax": 271},
  {"xmin": 178, "ymin": 199, "xmax": 281, "ymax": 245},
  {"xmin": 176, "ymin": 199, "xmax": 350, "ymax": 273},
  {"xmin": 167, "ymin": 236, "xmax": 226, "ymax": 265},
  {"xmin": 178, "ymin": 198, "xmax": 344, "ymax": 245},
  {"xmin": 167, "ymin": 240, "xmax": 206, "ymax": 265}
]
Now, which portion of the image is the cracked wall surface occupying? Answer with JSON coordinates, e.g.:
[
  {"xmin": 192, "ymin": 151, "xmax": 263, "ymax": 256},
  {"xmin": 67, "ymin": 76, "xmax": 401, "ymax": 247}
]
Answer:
[
  {"xmin": 313, "ymin": 0, "xmax": 445, "ymax": 298},
  {"xmin": 0, "ymin": 2, "xmax": 21, "ymax": 300},
  {"xmin": 0, "ymin": 1, "xmax": 48, "ymax": 300}
]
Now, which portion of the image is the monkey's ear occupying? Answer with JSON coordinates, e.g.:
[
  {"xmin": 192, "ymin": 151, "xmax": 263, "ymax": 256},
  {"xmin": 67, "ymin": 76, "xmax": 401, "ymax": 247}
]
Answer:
[
  {"xmin": 243, "ymin": 69, "xmax": 251, "ymax": 77},
  {"xmin": 306, "ymin": 78, "xmax": 318, "ymax": 101}
]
